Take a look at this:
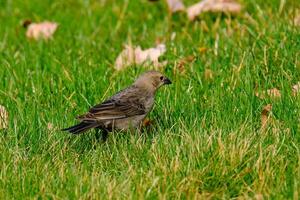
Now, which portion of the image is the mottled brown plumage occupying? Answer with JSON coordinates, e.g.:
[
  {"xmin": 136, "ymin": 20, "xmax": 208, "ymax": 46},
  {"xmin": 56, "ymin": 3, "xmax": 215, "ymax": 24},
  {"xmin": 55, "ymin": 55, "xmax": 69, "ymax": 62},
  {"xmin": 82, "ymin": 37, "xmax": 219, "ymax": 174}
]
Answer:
[{"xmin": 62, "ymin": 71, "xmax": 171, "ymax": 138}]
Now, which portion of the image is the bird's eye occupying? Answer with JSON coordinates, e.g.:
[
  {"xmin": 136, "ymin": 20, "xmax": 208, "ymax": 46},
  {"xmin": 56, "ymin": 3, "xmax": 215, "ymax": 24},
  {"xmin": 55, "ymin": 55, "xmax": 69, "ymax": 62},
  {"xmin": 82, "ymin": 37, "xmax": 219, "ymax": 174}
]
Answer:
[{"xmin": 160, "ymin": 76, "xmax": 164, "ymax": 81}]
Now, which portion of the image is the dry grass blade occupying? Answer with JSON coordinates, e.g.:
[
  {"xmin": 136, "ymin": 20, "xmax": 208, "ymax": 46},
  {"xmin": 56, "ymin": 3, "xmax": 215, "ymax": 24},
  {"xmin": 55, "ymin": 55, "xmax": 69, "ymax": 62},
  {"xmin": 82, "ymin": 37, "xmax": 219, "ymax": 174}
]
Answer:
[
  {"xmin": 0, "ymin": 105, "xmax": 9, "ymax": 129},
  {"xmin": 292, "ymin": 82, "xmax": 300, "ymax": 96}
]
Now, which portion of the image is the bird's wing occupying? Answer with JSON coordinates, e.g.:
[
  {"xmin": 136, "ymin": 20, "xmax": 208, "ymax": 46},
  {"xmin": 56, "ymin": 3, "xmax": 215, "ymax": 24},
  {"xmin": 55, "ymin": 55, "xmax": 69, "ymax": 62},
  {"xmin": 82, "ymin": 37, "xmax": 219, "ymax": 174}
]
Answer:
[{"xmin": 77, "ymin": 88, "xmax": 147, "ymax": 122}]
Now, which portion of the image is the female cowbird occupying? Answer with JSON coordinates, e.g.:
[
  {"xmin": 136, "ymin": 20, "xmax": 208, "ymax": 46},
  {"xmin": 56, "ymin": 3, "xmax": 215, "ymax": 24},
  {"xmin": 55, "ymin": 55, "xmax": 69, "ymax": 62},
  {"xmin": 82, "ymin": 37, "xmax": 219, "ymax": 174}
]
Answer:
[{"xmin": 62, "ymin": 71, "xmax": 171, "ymax": 139}]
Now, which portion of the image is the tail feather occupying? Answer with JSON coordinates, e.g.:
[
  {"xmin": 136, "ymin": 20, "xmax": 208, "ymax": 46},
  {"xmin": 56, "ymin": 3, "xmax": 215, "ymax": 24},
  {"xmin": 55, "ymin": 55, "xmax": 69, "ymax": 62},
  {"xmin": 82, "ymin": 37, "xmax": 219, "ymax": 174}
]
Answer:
[{"xmin": 62, "ymin": 122, "xmax": 98, "ymax": 134}]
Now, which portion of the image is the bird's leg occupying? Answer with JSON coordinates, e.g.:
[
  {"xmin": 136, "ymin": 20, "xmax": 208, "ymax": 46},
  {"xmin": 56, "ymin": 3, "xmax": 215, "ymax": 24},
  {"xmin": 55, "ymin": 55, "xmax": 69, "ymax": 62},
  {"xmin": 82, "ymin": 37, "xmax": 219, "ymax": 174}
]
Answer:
[
  {"xmin": 94, "ymin": 127, "xmax": 102, "ymax": 141},
  {"xmin": 101, "ymin": 128, "xmax": 109, "ymax": 142},
  {"xmin": 95, "ymin": 127, "xmax": 110, "ymax": 142}
]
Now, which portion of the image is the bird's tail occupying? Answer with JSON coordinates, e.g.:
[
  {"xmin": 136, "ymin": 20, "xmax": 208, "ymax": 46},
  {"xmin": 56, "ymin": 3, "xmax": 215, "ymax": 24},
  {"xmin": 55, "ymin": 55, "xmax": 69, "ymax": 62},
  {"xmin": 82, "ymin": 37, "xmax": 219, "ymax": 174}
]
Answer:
[{"xmin": 62, "ymin": 122, "xmax": 98, "ymax": 134}]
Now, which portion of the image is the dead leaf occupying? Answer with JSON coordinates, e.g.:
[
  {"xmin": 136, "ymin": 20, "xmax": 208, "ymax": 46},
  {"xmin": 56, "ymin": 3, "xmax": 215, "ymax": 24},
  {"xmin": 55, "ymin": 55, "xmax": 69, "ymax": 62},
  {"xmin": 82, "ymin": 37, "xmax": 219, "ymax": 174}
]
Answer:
[
  {"xmin": 204, "ymin": 68, "xmax": 213, "ymax": 80},
  {"xmin": 22, "ymin": 19, "xmax": 32, "ymax": 28},
  {"xmin": 115, "ymin": 45, "xmax": 135, "ymax": 71},
  {"xmin": 294, "ymin": 15, "xmax": 300, "ymax": 26},
  {"xmin": 261, "ymin": 104, "xmax": 272, "ymax": 130},
  {"xmin": 187, "ymin": 0, "xmax": 242, "ymax": 20},
  {"xmin": 266, "ymin": 88, "xmax": 281, "ymax": 98},
  {"xmin": 292, "ymin": 82, "xmax": 300, "ymax": 96},
  {"xmin": 166, "ymin": 0, "xmax": 185, "ymax": 13},
  {"xmin": 0, "ymin": 105, "xmax": 8, "ymax": 129},
  {"xmin": 198, "ymin": 47, "xmax": 208, "ymax": 53},
  {"xmin": 255, "ymin": 194, "xmax": 264, "ymax": 200},
  {"xmin": 175, "ymin": 61, "xmax": 186, "ymax": 74},
  {"xmin": 115, "ymin": 44, "xmax": 167, "ymax": 70},
  {"xmin": 256, "ymin": 82, "xmax": 300, "ymax": 99},
  {"xmin": 142, "ymin": 118, "xmax": 156, "ymax": 132},
  {"xmin": 26, "ymin": 21, "xmax": 58, "ymax": 40},
  {"xmin": 155, "ymin": 37, "xmax": 164, "ymax": 45},
  {"xmin": 256, "ymin": 88, "xmax": 281, "ymax": 99},
  {"xmin": 142, "ymin": 118, "xmax": 154, "ymax": 127},
  {"xmin": 174, "ymin": 55, "xmax": 195, "ymax": 74},
  {"xmin": 135, "ymin": 44, "xmax": 166, "ymax": 65}
]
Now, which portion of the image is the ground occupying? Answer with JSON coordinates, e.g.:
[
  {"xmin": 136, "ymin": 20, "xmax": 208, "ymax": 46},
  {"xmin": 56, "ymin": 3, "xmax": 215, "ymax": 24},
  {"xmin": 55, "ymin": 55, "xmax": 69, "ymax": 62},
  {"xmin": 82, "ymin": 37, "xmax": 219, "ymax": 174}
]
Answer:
[{"xmin": 0, "ymin": 0, "xmax": 300, "ymax": 199}]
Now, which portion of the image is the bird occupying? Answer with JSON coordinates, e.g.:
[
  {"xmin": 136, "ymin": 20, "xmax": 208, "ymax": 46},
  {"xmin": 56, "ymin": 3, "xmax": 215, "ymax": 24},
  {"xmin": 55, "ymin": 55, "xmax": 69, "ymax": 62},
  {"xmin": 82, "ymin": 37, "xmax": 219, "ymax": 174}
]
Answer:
[{"xmin": 62, "ymin": 70, "xmax": 172, "ymax": 140}]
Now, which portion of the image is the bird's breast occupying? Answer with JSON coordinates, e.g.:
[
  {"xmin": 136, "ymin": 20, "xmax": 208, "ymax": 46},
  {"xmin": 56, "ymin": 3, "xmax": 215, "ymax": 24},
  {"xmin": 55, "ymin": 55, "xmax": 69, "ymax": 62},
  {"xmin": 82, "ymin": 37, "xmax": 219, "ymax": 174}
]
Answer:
[{"xmin": 144, "ymin": 96, "xmax": 155, "ymax": 113}]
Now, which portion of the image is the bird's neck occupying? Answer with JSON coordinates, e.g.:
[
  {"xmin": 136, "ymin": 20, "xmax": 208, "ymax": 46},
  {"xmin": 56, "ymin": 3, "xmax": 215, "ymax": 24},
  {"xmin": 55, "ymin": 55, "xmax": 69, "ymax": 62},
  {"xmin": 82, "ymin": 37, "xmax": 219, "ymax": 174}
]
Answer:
[{"xmin": 134, "ymin": 83, "xmax": 157, "ymax": 96}]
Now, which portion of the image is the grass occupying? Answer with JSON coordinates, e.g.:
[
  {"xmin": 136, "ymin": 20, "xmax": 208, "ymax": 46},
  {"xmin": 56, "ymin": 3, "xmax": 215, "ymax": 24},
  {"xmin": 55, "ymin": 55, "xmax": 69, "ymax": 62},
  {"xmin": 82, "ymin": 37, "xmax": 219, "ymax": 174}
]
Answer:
[{"xmin": 0, "ymin": 0, "xmax": 300, "ymax": 199}]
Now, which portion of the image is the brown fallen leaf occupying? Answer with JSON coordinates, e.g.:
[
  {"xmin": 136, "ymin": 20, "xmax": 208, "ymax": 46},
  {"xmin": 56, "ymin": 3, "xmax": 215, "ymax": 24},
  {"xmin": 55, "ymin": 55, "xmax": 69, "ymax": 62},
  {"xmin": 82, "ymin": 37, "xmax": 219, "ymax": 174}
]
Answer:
[
  {"xmin": 294, "ymin": 15, "xmax": 300, "ymax": 26},
  {"xmin": 255, "ymin": 194, "xmax": 264, "ymax": 200},
  {"xmin": 0, "ymin": 105, "xmax": 9, "ymax": 129},
  {"xmin": 26, "ymin": 21, "xmax": 58, "ymax": 40},
  {"xmin": 135, "ymin": 44, "xmax": 166, "ymax": 66},
  {"xmin": 22, "ymin": 19, "xmax": 32, "ymax": 28},
  {"xmin": 115, "ymin": 44, "xmax": 167, "ymax": 70},
  {"xmin": 142, "ymin": 118, "xmax": 156, "ymax": 132},
  {"xmin": 292, "ymin": 82, "xmax": 300, "ymax": 96},
  {"xmin": 261, "ymin": 104, "xmax": 272, "ymax": 130},
  {"xmin": 115, "ymin": 45, "xmax": 135, "ymax": 70},
  {"xmin": 155, "ymin": 36, "xmax": 164, "ymax": 45},
  {"xmin": 256, "ymin": 82, "xmax": 300, "ymax": 99},
  {"xmin": 175, "ymin": 60, "xmax": 186, "ymax": 74},
  {"xmin": 185, "ymin": 55, "xmax": 196, "ymax": 62},
  {"xmin": 187, "ymin": 0, "xmax": 242, "ymax": 21},
  {"xmin": 166, "ymin": 0, "xmax": 185, "ymax": 13},
  {"xmin": 256, "ymin": 88, "xmax": 281, "ymax": 99},
  {"xmin": 198, "ymin": 47, "xmax": 208, "ymax": 53},
  {"xmin": 174, "ymin": 55, "xmax": 196, "ymax": 74},
  {"xmin": 142, "ymin": 118, "xmax": 154, "ymax": 127},
  {"xmin": 266, "ymin": 88, "xmax": 281, "ymax": 98}
]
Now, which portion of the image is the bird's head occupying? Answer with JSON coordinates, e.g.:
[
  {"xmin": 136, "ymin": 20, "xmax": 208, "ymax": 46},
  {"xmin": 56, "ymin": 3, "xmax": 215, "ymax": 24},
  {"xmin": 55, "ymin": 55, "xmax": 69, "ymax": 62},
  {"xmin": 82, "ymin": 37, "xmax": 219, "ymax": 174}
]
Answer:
[{"xmin": 134, "ymin": 70, "xmax": 172, "ymax": 93}]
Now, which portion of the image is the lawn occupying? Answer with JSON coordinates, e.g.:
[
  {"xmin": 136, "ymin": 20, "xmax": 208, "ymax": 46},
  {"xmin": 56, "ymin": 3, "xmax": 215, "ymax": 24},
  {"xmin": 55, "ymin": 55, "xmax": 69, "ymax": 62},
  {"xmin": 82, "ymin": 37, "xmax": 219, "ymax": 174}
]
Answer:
[{"xmin": 0, "ymin": 0, "xmax": 300, "ymax": 199}]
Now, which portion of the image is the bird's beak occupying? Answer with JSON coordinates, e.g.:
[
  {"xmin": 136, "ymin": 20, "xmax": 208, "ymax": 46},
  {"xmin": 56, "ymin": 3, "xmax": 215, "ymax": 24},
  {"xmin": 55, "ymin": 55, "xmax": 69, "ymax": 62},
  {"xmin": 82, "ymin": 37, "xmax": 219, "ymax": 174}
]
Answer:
[{"xmin": 163, "ymin": 77, "xmax": 172, "ymax": 85}]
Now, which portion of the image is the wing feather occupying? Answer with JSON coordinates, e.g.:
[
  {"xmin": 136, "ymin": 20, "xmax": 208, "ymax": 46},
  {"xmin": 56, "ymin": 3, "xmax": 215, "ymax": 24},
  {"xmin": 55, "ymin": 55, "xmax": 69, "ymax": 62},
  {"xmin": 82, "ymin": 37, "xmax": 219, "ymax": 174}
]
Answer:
[{"xmin": 77, "ymin": 87, "xmax": 147, "ymax": 122}]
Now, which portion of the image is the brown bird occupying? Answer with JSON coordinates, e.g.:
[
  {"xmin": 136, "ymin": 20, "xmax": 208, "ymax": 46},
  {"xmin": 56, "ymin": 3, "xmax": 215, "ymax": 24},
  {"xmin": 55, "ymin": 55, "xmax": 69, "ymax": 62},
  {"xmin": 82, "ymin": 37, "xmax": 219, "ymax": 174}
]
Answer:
[{"xmin": 62, "ymin": 71, "xmax": 171, "ymax": 140}]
